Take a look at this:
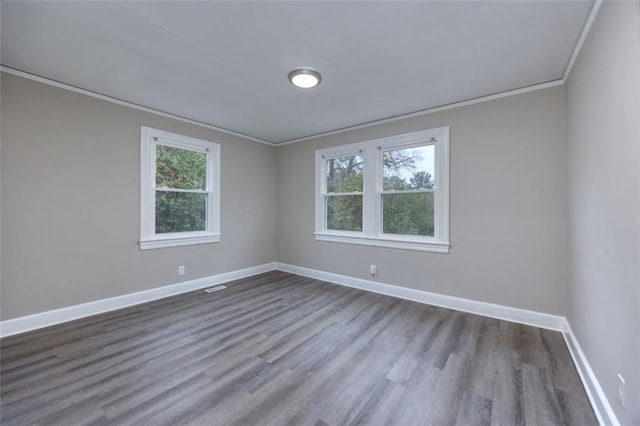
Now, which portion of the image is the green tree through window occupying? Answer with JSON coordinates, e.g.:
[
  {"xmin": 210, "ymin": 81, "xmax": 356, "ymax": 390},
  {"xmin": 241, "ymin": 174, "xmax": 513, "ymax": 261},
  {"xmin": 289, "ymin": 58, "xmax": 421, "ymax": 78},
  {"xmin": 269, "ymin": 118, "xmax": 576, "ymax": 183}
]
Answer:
[
  {"xmin": 140, "ymin": 127, "xmax": 220, "ymax": 250},
  {"xmin": 382, "ymin": 145, "xmax": 435, "ymax": 236},
  {"xmin": 315, "ymin": 127, "xmax": 449, "ymax": 253},
  {"xmin": 326, "ymin": 154, "xmax": 363, "ymax": 231},
  {"xmin": 155, "ymin": 145, "xmax": 208, "ymax": 233}
]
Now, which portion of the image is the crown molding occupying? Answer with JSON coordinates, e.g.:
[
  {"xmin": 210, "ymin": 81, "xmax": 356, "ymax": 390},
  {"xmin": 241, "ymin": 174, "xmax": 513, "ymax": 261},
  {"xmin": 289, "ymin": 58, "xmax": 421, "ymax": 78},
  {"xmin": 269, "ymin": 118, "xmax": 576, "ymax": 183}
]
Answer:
[
  {"xmin": 4, "ymin": 63, "xmax": 562, "ymax": 147},
  {"xmin": 563, "ymin": 0, "xmax": 603, "ymax": 82},
  {"xmin": 0, "ymin": 65, "xmax": 276, "ymax": 146},
  {"xmin": 276, "ymin": 79, "xmax": 565, "ymax": 146},
  {"xmin": 5, "ymin": 0, "xmax": 601, "ymax": 154},
  {"xmin": 277, "ymin": 0, "xmax": 602, "ymax": 147}
]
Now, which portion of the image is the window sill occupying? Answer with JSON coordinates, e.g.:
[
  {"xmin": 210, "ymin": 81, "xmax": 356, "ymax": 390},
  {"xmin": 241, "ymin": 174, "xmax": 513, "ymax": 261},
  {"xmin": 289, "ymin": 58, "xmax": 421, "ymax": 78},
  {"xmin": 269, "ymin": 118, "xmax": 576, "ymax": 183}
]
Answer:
[
  {"xmin": 139, "ymin": 234, "xmax": 221, "ymax": 250},
  {"xmin": 314, "ymin": 232, "xmax": 450, "ymax": 253}
]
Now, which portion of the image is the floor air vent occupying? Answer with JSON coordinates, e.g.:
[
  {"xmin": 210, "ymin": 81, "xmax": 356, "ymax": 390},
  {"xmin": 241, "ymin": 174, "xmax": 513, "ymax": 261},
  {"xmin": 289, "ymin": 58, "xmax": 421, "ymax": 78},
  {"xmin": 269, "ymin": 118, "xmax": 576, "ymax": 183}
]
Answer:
[{"xmin": 204, "ymin": 285, "xmax": 227, "ymax": 293}]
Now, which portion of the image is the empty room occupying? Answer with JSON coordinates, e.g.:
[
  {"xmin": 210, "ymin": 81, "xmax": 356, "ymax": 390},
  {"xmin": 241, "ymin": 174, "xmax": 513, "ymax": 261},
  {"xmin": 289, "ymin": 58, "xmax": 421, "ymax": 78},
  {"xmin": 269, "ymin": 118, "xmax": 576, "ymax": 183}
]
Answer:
[{"xmin": 1, "ymin": 1, "xmax": 638, "ymax": 425}]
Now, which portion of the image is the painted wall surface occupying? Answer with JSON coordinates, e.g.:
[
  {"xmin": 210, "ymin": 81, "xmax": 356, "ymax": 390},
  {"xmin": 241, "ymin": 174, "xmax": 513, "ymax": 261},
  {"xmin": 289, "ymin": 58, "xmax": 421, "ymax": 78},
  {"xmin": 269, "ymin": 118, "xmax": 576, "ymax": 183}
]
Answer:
[
  {"xmin": 0, "ymin": 73, "xmax": 278, "ymax": 320},
  {"xmin": 566, "ymin": 2, "xmax": 640, "ymax": 423},
  {"xmin": 277, "ymin": 86, "xmax": 568, "ymax": 315}
]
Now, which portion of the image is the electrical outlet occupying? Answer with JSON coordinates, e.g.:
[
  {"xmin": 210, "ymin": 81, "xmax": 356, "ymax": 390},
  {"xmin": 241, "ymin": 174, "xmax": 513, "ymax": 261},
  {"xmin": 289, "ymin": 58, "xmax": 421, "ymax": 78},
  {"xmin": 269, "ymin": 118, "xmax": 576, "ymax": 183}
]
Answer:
[
  {"xmin": 178, "ymin": 265, "xmax": 185, "ymax": 275},
  {"xmin": 370, "ymin": 264, "xmax": 377, "ymax": 276},
  {"xmin": 617, "ymin": 374, "xmax": 626, "ymax": 408}
]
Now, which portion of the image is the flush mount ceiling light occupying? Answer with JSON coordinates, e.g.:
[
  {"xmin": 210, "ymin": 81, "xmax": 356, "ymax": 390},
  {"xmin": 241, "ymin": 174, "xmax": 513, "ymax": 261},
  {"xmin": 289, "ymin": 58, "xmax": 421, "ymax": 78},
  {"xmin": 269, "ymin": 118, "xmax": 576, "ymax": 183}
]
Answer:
[{"xmin": 288, "ymin": 67, "xmax": 322, "ymax": 89}]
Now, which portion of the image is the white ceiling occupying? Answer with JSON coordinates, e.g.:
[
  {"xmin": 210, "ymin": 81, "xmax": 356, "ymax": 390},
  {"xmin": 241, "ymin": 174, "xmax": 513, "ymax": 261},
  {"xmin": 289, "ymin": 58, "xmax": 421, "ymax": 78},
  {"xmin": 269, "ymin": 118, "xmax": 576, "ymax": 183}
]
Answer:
[{"xmin": 1, "ymin": 1, "xmax": 593, "ymax": 144}]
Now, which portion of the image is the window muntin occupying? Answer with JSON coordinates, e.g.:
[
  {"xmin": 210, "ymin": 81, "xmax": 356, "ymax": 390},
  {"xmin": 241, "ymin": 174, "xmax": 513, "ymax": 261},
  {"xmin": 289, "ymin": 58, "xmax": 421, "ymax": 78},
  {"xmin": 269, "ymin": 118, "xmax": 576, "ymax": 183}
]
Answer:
[
  {"xmin": 315, "ymin": 127, "xmax": 449, "ymax": 253},
  {"xmin": 140, "ymin": 127, "xmax": 220, "ymax": 250}
]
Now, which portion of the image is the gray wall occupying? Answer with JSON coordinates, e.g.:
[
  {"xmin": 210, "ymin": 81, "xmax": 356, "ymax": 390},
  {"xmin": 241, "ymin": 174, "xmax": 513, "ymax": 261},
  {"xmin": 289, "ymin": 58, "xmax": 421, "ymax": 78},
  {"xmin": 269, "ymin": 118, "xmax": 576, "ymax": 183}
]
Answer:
[
  {"xmin": 1, "ymin": 72, "xmax": 278, "ymax": 320},
  {"xmin": 3, "ymin": 12, "xmax": 638, "ymax": 419},
  {"xmin": 277, "ymin": 86, "xmax": 568, "ymax": 315},
  {"xmin": 566, "ymin": 2, "xmax": 640, "ymax": 423}
]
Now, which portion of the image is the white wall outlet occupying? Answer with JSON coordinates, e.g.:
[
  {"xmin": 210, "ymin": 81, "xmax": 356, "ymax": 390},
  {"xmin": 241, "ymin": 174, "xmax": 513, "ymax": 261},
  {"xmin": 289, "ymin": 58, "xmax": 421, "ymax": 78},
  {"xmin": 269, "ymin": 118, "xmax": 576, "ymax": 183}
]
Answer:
[
  {"xmin": 178, "ymin": 265, "xmax": 185, "ymax": 275},
  {"xmin": 617, "ymin": 373, "xmax": 626, "ymax": 408},
  {"xmin": 370, "ymin": 264, "xmax": 377, "ymax": 276}
]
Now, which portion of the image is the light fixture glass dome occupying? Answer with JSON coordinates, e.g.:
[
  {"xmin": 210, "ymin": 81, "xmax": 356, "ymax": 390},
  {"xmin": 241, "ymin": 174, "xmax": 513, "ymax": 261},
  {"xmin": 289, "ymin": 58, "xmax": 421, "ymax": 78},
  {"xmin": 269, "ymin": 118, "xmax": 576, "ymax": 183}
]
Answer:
[{"xmin": 288, "ymin": 67, "xmax": 322, "ymax": 89}]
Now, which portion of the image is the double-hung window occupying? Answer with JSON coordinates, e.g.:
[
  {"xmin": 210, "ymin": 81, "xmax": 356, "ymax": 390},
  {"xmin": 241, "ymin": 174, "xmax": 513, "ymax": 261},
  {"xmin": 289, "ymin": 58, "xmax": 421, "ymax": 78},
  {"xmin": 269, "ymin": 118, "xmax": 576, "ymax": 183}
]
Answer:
[
  {"xmin": 139, "ymin": 127, "xmax": 220, "ymax": 250},
  {"xmin": 325, "ymin": 152, "xmax": 364, "ymax": 232},
  {"xmin": 315, "ymin": 127, "xmax": 450, "ymax": 253}
]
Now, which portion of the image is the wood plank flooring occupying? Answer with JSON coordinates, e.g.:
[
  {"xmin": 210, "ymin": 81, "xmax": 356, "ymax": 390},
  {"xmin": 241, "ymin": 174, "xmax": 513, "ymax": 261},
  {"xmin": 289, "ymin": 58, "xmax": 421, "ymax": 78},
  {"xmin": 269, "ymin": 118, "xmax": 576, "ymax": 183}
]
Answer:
[{"xmin": 0, "ymin": 271, "xmax": 597, "ymax": 425}]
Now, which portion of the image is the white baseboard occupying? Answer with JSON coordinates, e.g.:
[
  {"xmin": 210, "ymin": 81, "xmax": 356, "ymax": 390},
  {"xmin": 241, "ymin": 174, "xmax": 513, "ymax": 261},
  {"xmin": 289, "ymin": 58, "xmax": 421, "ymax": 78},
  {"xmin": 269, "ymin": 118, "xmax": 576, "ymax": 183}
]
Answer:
[
  {"xmin": 1, "ymin": 260, "xmax": 616, "ymax": 425},
  {"xmin": 562, "ymin": 320, "xmax": 620, "ymax": 426},
  {"xmin": 275, "ymin": 262, "xmax": 565, "ymax": 331},
  {"xmin": 274, "ymin": 263, "xmax": 622, "ymax": 425},
  {"xmin": 276, "ymin": 262, "xmax": 620, "ymax": 424},
  {"xmin": 0, "ymin": 262, "xmax": 277, "ymax": 338}
]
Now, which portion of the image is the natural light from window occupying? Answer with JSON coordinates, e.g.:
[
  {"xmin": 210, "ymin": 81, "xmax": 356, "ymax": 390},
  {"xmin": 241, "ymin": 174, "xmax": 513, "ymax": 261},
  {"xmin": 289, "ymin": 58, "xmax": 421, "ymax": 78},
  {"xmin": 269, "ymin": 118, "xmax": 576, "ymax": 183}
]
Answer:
[{"xmin": 315, "ymin": 127, "xmax": 450, "ymax": 253}]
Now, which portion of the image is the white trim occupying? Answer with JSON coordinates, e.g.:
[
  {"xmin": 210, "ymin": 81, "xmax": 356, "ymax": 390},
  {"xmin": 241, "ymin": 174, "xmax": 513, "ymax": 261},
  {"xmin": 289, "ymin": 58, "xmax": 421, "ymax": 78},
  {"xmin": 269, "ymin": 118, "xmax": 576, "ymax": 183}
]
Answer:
[
  {"xmin": 314, "ymin": 233, "xmax": 450, "ymax": 253},
  {"xmin": 274, "ymin": 263, "xmax": 564, "ymax": 331},
  {"xmin": 0, "ymin": 263, "xmax": 277, "ymax": 338},
  {"xmin": 139, "ymin": 234, "xmax": 221, "ymax": 250},
  {"xmin": 315, "ymin": 127, "xmax": 450, "ymax": 253},
  {"xmin": 562, "ymin": 0, "xmax": 603, "ymax": 81},
  {"xmin": 1, "ymin": 66, "xmax": 566, "ymax": 147},
  {"xmin": 276, "ymin": 80, "xmax": 564, "ymax": 146},
  {"xmin": 0, "ymin": 260, "xmax": 614, "ymax": 424},
  {"xmin": 561, "ymin": 320, "xmax": 620, "ymax": 426},
  {"xmin": 272, "ymin": 262, "xmax": 614, "ymax": 424},
  {"xmin": 0, "ymin": 65, "xmax": 274, "ymax": 146},
  {"xmin": 139, "ymin": 126, "xmax": 221, "ymax": 250}
]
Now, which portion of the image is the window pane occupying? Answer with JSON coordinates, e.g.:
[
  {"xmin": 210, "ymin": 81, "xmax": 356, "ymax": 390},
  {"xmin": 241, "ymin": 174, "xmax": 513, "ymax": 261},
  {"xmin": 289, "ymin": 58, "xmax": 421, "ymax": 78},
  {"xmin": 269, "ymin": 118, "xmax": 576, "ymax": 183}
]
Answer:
[
  {"xmin": 382, "ymin": 192, "xmax": 434, "ymax": 236},
  {"xmin": 156, "ymin": 145, "xmax": 206, "ymax": 190},
  {"xmin": 156, "ymin": 191, "xmax": 207, "ymax": 233},
  {"xmin": 383, "ymin": 145, "xmax": 435, "ymax": 190},
  {"xmin": 326, "ymin": 154, "xmax": 363, "ymax": 193},
  {"xmin": 327, "ymin": 195, "xmax": 362, "ymax": 231}
]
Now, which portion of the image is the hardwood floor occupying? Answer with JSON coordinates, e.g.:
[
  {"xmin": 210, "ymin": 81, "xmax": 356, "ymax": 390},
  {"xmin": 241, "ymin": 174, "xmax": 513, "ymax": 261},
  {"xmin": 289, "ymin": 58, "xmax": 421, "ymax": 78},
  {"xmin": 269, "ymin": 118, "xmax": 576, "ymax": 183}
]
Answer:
[{"xmin": 0, "ymin": 271, "xmax": 596, "ymax": 425}]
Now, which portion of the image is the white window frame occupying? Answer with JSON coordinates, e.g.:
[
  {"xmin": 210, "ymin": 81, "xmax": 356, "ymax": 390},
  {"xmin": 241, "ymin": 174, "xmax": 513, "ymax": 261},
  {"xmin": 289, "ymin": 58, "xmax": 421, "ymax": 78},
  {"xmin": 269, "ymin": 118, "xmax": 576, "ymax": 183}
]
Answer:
[
  {"xmin": 139, "ymin": 127, "xmax": 221, "ymax": 250},
  {"xmin": 315, "ymin": 127, "xmax": 450, "ymax": 253}
]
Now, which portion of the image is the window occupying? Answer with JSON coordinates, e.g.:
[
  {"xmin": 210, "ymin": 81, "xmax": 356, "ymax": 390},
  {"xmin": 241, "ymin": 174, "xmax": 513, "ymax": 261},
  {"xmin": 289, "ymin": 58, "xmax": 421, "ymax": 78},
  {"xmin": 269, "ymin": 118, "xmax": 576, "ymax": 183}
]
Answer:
[
  {"xmin": 139, "ymin": 127, "xmax": 220, "ymax": 250},
  {"xmin": 315, "ymin": 127, "xmax": 449, "ymax": 253},
  {"xmin": 326, "ymin": 153, "xmax": 364, "ymax": 232}
]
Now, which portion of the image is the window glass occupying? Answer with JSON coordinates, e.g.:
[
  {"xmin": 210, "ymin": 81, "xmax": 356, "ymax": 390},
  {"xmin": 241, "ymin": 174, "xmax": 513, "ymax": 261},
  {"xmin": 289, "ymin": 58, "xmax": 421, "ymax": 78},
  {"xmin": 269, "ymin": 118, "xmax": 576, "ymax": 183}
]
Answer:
[
  {"xmin": 140, "ymin": 127, "xmax": 220, "ymax": 250},
  {"xmin": 156, "ymin": 145, "xmax": 206, "ymax": 190},
  {"xmin": 155, "ymin": 192, "xmax": 207, "ymax": 233},
  {"xmin": 383, "ymin": 145, "xmax": 435, "ymax": 191},
  {"xmin": 326, "ymin": 154, "xmax": 363, "ymax": 193},
  {"xmin": 382, "ymin": 192, "xmax": 434, "ymax": 236},
  {"xmin": 324, "ymin": 154, "xmax": 363, "ymax": 232},
  {"xmin": 327, "ymin": 195, "xmax": 363, "ymax": 231},
  {"xmin": 314, "ymin": 127, "xmax": 449, "ymax": 253}
]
